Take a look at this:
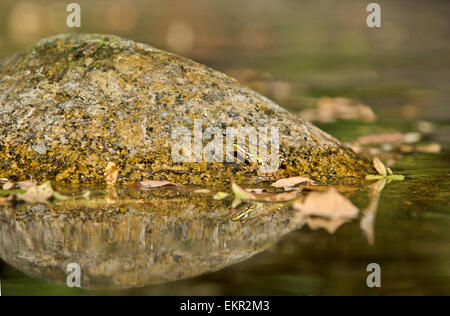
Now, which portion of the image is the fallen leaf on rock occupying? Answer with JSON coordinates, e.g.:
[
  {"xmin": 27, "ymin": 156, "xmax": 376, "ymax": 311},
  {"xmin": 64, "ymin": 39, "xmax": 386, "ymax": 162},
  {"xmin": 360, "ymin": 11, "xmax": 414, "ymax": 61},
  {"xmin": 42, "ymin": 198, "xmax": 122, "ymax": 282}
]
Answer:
[
  {"xmin": 231, "ymin": 177, "xmax": 302, "ymax": 202},
  {"xmin": 306, "ymin": 217, "xmax": 352, "ymax": 234},
  {"xmin": 293, "ymin": 188, "xmax": 359, "ymax": 219},
  {"xmin": 133, "ymin": 180, "xmax": 179, "ymax": 189},
  {"xmin": 104, "ymin": 162, "xmax": 119, "ymax": 185},
  {"xmin": 271, "ymin": 176, "xmax": 315, "ymax": 188},
  {"xmin": 16, "ymin": 182, "xmax": 54, "ymax": 204}
]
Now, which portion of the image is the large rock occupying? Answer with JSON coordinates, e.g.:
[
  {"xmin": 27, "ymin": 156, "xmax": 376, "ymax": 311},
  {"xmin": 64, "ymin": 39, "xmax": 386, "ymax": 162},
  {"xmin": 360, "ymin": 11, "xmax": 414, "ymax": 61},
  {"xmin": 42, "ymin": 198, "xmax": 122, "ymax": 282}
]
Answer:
[{"xmin": 0, "ymin": 34, "xmax": 373, "ymax": 184}]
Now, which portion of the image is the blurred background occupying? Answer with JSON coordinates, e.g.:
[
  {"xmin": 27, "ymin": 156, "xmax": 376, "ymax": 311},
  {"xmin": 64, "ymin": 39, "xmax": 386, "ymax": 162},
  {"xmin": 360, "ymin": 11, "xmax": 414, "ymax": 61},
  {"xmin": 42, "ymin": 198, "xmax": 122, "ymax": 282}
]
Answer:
[{"xmin": 0, "ymin": 0, "xmax": 449, "ymax": 123}]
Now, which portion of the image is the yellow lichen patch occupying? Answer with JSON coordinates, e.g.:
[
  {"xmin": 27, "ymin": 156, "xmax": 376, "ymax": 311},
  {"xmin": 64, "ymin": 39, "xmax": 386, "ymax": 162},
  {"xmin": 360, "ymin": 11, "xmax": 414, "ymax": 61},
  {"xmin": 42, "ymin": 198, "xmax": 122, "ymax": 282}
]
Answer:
[{"xmin": 104, "ymin": 162, "xmax": 119, "ymax": 185}]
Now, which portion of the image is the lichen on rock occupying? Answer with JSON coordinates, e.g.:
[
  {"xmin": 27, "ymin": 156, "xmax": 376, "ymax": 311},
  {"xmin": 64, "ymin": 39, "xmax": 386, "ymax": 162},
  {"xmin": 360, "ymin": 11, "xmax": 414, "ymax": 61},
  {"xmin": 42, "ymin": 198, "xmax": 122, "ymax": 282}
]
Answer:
[{"xmin": 0, "ymin": 33, "xmax": 374, "ymax": 185}]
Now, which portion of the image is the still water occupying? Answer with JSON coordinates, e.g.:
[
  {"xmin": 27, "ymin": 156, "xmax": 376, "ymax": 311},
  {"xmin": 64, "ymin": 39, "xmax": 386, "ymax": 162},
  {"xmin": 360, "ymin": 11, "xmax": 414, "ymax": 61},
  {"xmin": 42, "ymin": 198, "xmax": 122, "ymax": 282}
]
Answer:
[{"xmin": 0, "ymin": 150, "xmax": 449, "ymax": 296}]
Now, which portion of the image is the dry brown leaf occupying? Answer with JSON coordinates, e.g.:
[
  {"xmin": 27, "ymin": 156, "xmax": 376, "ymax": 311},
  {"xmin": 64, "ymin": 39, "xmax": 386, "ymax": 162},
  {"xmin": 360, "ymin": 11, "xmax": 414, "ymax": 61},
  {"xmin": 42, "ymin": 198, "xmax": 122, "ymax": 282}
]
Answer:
[
  {"xmin": 271, "ymin": 176, "xmax": 315, "ymax": 188},
  {"xmin": 355, "ymin": 133, "xmax": 405, "ymax": 145},
  {"xmin": 398, "ymin": 143, "xmax": 441, "ymax": 154},
  {"xmin": 299, "ymin": 97, "xmax": 376, "ymax": 123},
  {"xmin": 231, "ymin": 177, "xmax": 302, "ymax": 202},
  {"xmin": 104, "ymin": 162, "xmax": 119, "ymax": 185},
  {"xmin": 16, "ymin": 182, "xmax": 54, "ymax": 204},
  {"xmin": 306, "ymin": 217, "xmax": 351, "ymax": 234},
  {"xmin": 133, "ymin": 180, "xmax": 179, "ymax": 189},
  {"xmin": 293, "ymin": 187, "xmax": 359, "ymax": 219},
  {"xmin": 417, "ymin": 143, "xmax": 442, "ymax": 153}
]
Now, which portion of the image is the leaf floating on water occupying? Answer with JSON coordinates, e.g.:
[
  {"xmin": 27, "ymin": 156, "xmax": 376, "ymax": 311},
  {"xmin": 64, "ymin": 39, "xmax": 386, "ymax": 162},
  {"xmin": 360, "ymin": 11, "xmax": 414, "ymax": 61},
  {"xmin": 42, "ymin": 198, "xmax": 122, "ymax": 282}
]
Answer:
[
  {"xmin": 133, "ymin": 180, "xmax": 179, "ymax": 189},
  {"xmin": 365, "ymin": 175, "xmax": 385, "ymax": 180},
  {"xmin": 213, "ymin": 192, "xmax": 229, "ymax": 200},
  {"xmin": 104, "ymin": 162, "xmax": 119, "ymax": 185},
  {"xmin": 355, "ymin": 132, "xmax": 406, "ymax": 145},
  {"xmin": 298, "ymin": 97, "xmax": 376, "ymax": 123},
  {"xmin": 230, "ymin": 177, "xmax": 302, "ymax": 202},
  {"xmin": 16, "ymin": 182, "xmax": 54, "ymax": 204},
  {"xmin": 387, "ymin": 175, "xmax": 405, "ymax": 181},
  {"xmin": 366, "ymin": 159, "xmax": 405, "ymax": 181},
  {"xmin": 398, "ymin": 143, "xmax": 442, "ymax": 154},
  {"xmin": 293, "ymin": 188, "xmax": 359, "ymax": 220},
  {"xmin": 373, "ymin": 157, "xmax": 387, "ymax": 177},
  {"xmin": 271, "ymin": 176, "xmax": 315, "ymax": 188}
]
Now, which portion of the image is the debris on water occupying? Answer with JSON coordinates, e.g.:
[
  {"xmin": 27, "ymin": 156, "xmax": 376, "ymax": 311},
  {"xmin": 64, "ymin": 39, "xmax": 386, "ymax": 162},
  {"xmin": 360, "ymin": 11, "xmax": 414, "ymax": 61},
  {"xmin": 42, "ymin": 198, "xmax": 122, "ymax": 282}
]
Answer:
[
  {"xmin": 271, "ymin": 176, "xmax": 315, "ymax": 188},
  {"xmin": 133, "ymin": 180, "xmax": 180, "ymax": 189},
  {"xmin": 16, "ymin": 182, "xmax": 54, "ymax": 204},
  {"xmin": 366, "ymin": 157, "xmax": 405, "ymax": 181},
  {"xmin": 293, "ymin": 188, "xmax": 359, "ymax": 220},
  {"xmin": 231, "ymin": 177, "xmax": 302, "ymax": 203},
  {"xmin": 397, "ymin": 143, "xmax": 442, "ymax": 154},
  {"xmin": 298, "ymin": 97, "xmax": 376, "ymax": 123}
]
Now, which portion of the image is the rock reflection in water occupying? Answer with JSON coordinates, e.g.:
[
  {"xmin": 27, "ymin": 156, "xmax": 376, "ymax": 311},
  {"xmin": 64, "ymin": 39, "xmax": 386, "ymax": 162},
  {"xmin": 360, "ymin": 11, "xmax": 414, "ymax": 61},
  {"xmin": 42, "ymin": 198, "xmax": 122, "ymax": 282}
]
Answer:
[{"xmin": 0, "ymin": 187, "xmax": 305, "ymax": 289}]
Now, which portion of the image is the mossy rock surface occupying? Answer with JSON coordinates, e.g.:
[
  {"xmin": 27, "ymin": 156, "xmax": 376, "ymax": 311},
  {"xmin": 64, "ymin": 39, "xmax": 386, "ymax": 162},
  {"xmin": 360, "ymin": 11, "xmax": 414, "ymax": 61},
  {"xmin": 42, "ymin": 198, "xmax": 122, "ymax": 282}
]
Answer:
[{"xmin": 0, "ymin": 33, "xmax": 373, "ymax": 184}]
